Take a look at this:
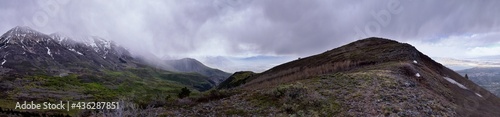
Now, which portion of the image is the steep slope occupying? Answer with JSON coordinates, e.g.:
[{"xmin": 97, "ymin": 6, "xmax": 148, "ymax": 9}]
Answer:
[
  {"xmin": 166, "ymin": 37, "xmax": 500, "ymax": 116},
  {"xmin": 458, "ymin": 67, "xmax": 500, "ymax": 97},
  {"xmin": 164, "ymin": 58, "xmax": 231, "ymax": 84}
]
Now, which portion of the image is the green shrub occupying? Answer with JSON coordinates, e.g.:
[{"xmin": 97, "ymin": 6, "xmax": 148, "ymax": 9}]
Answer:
[{"xmin": 178, "ymin": 87, "xmax": 191, "ymax": 99}]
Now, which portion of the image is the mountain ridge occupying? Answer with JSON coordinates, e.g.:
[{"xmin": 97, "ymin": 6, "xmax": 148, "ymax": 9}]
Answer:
[
  {"xmin": 181, "ymin": 37, "xmax": 500, "ymax": 116},
  {"xmin": 164, "ymin": 58, "xmax": 231, "ymax": 84}
]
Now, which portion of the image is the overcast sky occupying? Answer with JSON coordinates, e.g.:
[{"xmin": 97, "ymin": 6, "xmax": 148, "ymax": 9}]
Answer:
[{"xmin": 1, "ymin": 0, "xmax": 500, "ymax": 72}]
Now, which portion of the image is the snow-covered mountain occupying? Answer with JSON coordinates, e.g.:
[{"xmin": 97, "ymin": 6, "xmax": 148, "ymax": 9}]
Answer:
[
  {"xmin": 0, "ymin": 26, "xmax": 228, "ymax": 87},
  {"xmin": 0, "ymin": 26, "xmax": 224, "ymax": 115},
  {"xmin": 49, "ymin": 33, "xmax": 131, "ymax": 60},
  {"xmin": 0, "ymin": 26, "xmax": 137, "ymax": 76}
]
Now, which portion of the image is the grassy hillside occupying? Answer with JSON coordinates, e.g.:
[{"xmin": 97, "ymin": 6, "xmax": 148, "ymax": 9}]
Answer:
[
  {"xmin": 164, "ymin": 62, "xmax": 458, "ymax": 116},
  {"xmin": 0, "ymin": 66, "xmax": 214, "ymax": 115},
  {"xmin": 159, "ymin": 38, "xmax": 500, "ymax": 116},
  {"xmin": 217, "ymin": 71, "xmax": 256, "ymax": 89}
]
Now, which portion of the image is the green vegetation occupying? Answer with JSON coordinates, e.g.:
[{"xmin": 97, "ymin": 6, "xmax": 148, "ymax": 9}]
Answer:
[
  {"xmin": 178, "ymin": 87, "xmax": 191, "ymax": 99},
  {"xmin": 242, "ymin": 81, "xmax": 343, "ymax": 116},
  {"xmin": 159, "ymin": 73, "xmax": 214, "ymax": 91},
  {"xmin": 0, "ymin": 66, "xmax": 218, "ymax": 115},
  {"xmin": 217, "ymin": 71, "xmax": 255, "ymax": 89}
]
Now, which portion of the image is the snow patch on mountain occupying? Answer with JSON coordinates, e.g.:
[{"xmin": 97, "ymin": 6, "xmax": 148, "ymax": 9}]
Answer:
[
  {"xmin": 103, "ymin": 50, "xmax": 108, "ymax": 58},
  {"xmin": 5, "ymin": 38, "xmax": 11, "ymax": 44},
  {"xmin": 443, "ymin": 77, "xmax": 468, "ymax": 89},
  {"xmin": 50, "ymin": 33, "xmax": 71, "ymax": 44},
  {"xmin": 1, "ymin": 59, "xmax": 6, "ymax": 65},
  {"xmin": 88, "ymin": 37, "xmax": 98, "ymax": 49},
  {"xmin": 4, "ymin": 34, "xmax": 12, "ymax": 40},
  {"xmin": 475, "ymin": 93, "xmax": 483, "ymax": 98},
  {"xmin": 46, "ymin": 47, "xmax": 53, "ymax": 59},
  {"xmin": 69, "ymin": 48, "xmax": 83, "ymax": 55}
]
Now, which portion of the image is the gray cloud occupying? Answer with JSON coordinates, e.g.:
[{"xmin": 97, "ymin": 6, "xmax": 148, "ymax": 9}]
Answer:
[{"xmin": 1, "ymin": 0, "xmax": 500, "ymax": 72}]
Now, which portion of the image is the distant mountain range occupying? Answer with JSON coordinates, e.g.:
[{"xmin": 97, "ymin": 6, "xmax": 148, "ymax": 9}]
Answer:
[
  {"xmin": 435, "ymin": 57, "xmax": 500, "ymax": 70},
  {"xmin": 458, "ymin": 67, "xmax": 500, "ymax": 97},
  {"xmin": 435, "ymin": 58, "xmax": 500, "ymax": 97},
  {"xmin": 134, "ymin": 56, "xmax": 231, "ymax": 84}
]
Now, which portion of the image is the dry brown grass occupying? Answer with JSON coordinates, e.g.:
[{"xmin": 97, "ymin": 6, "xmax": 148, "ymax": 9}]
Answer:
[{"xmin": 245, "ymin": 60, "xmax": 360, "ymax": 89}]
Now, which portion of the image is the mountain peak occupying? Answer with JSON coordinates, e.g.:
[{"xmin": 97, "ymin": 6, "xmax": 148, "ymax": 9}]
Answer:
[
  {"xmin": 332, "ymin": 37, "xmax": 421, "ymax": 62},
  {"xmin": 164, "ymin": 58, "xmax": 231, "ymax": 84},
  {"xmin": 355, "ymin": 37, "xmax": 399, "ymax": 43},
  {"xmin": 11, "ymin": 26, "xmax": 33, "ymax": 31},
  {"xmin": 0, "ymin": 26, "xmax": 52, "ymax": 45},
  {"xmin": 179, "ymin": 57, "xmax": 202, "ymax": 63},
  {"xmin": 5, "ymin": 26, "xmax": 42, "ymax": 36},
  {"xmin": 166, "ymin": 58, "xmax": 209, "ymax": 71},
  {"xmin": 342, "ymin": 37, "xmax": 409, "ymax": 50}
]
